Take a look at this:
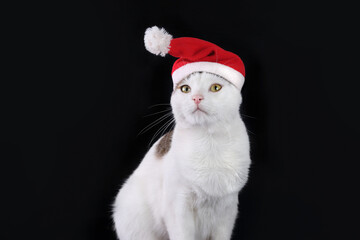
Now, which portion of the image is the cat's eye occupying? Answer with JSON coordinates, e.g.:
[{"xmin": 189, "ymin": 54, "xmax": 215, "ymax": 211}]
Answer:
[
  {"xmin": 180, "ymin": 85, "xmax": 191, "ymax": 93},
  {"xmin": 210, "ymin": 84, "xmax": 222, "ymax": 92}
]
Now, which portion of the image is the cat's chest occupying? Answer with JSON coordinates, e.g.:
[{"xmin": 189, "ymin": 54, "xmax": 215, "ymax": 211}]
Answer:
[
  {"xmin": 175, "ymin": 132, "xmax": 239, "ymax": 167},
  {"xmin": 171, "ymin": 132, "xmax": 244, "ymax": 196},
  {"xmin": 189, "ymin": 190, "xmax": 238, "ymax": 235}
]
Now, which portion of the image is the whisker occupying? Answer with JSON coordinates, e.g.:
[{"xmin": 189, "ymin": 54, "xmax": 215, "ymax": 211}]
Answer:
[
  {"xmin": 240, "ymin": 113, "xmax": 256, "ymax": 119},
  {"xmin": 147, "ymin": 103, "xmax": 171, "ymax": 109},
  {"xmin": 148, "ymin": 117, "xmax": 174, "ymax": 148},
  {"xmin": 247, "ymin": 129, "xmax": 255, "ymax": 135},
  {"xmin": 143, "ymin": 108, "xmax": 172, "ymax": 117},
  {"xmin": 159, "ymin": 118, "xmax": 175, "ymax": 139},
  {"xmin": 163, "ymin": 118, "xmax": 175, "ymax": 135},
  {"xmin": 138, "ymin": 112, "xmax": 172, "ymax": 136},
  {"xmin": 138, "ymin": 112, "xmax": 172, "ymax": 135}
]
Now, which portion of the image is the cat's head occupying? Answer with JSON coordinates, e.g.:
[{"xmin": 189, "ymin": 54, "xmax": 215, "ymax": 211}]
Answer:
[{"xmin": 171, "ymin": 72, "xmax": 242, "ymax": 128}]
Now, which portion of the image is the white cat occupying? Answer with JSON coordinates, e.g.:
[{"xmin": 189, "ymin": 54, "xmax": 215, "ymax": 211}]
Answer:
[{"xmin": 113, "ymin": 71, "xmax": 251, "ymax": 240}]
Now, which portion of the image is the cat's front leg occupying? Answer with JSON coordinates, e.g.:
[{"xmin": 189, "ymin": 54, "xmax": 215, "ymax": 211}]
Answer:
[
  {"xmin": 164, "ymin": 195, "xmax": 196, "ymax": 240},
  {"xmin": 211, "ymin": 194, "xmax": 239, "ymax": 240}
]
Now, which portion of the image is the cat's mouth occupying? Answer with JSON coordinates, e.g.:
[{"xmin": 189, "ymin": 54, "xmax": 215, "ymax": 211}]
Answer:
[{"xmin": 192, "ymin": 107, "xmax": 207, "ymax": 114}]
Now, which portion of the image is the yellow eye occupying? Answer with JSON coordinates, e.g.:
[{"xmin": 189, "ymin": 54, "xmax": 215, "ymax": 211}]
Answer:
[
  {"xmin": 180, "ymin": 85, "xmax": 191, "ymax": 93},
  {"xmin": 210, "ymin": 84, "xmax": 222, "ymax": 92}
]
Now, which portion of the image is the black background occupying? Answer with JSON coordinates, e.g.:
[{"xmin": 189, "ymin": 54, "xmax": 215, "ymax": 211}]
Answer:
[{"xmin": 2, "ymin": 0, "xmax": 360, "ymax": 239}]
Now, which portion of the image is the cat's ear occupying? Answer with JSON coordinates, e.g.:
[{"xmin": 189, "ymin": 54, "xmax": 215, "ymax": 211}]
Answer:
[{"xmin": 144, "ymin": 26, "xmax": 173, "ymax": 57}]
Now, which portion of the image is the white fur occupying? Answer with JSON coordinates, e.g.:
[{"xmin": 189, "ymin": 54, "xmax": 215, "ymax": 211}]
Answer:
[
  {"xmin": 113, "ymin": 72, "xmax": 251, "ymax": 240},
  {"xmin": 144, "ymin": 26, "xmax": 172, "ymax": 57},
  {"xmin": 172, "ymin": 61, "xmax": 245, "ymax": 90}
]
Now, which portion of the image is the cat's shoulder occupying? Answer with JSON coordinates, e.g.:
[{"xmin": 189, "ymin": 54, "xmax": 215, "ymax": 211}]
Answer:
[{"xmin": 155, "ymin": 130, "xmax": 174, "ymax": 158}]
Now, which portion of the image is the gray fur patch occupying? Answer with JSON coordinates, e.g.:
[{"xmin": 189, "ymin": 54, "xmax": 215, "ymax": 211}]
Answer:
[{"xmin": 156, "ymin": 130, "xmax": 174, "ymax": 158}]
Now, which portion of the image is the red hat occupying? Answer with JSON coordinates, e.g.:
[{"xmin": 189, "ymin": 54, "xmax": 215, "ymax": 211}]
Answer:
[{"xmin": 144, "ymin": 26, "xmax": 245, "ymax": 90}]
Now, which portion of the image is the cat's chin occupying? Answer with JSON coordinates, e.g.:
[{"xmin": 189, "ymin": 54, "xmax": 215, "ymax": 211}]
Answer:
[
  {"xmin": 192, "ymin": 108, "xmax": 208, "ymax": 115},
  {"xmin": 180, "ymin": 112, "xmax": 216, "ymax": 127}
]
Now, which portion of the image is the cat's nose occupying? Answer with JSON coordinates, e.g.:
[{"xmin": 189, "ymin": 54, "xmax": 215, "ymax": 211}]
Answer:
[{"xmin": 192, "ymin": 95, "xmax": 204, "ymax": 105}]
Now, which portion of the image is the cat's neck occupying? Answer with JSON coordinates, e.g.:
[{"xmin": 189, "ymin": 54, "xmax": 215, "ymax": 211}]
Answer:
[{"xmin": 174, "ymin": 113, "xmax": 243, "ymax": 137}]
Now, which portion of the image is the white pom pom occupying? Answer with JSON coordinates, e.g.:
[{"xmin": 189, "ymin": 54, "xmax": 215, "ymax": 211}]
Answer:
[{"xmin": 144, "ymin": 26, "xmax": 172, "ymax": 57}]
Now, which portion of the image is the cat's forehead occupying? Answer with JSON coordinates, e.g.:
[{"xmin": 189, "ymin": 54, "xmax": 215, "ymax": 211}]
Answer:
[{"xmin": 181, "ymin": 72, "xmax": 229, "ymax": 86}]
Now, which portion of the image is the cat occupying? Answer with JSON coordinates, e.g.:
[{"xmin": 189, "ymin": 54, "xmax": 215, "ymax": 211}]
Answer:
[{"xmin": 113, "ymin": 71, "xmax": 251, "ymax": 240}]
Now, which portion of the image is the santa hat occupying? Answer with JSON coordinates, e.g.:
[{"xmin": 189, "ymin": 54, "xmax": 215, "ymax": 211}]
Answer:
[{"xmin": 144, "ymin": 26, "xmax": 245, "ymax": 90}]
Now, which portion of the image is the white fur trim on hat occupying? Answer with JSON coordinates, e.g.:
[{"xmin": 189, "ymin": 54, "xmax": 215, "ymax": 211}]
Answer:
[
  {"xmin": 172, "ymin": 62, "xmax": 245, "ymax": 90},
  {"xmin": 144, "ymin": 26, "xmax": 173, "ymax": 57}
]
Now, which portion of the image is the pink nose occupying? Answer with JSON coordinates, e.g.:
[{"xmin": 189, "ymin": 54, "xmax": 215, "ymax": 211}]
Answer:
[{"xmin": 192, "ymin": 95, "xmax": 204, "ymax": 105}]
